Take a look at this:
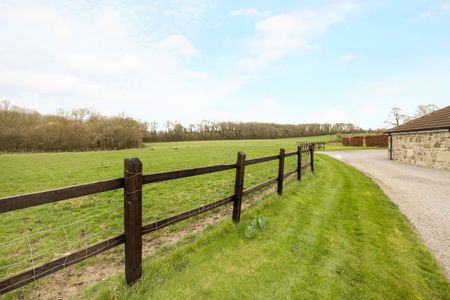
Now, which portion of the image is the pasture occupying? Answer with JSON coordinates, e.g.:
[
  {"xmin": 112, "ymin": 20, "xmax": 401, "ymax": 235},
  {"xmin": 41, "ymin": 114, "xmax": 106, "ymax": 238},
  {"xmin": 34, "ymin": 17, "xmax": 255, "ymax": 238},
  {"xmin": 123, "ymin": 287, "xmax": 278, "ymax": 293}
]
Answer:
[
  {"xmin": 2, "ymin": 135, "xmax": 446, "ymax": 299},
  {"xmin": 0, "ymin": 136, "xmax": 330, "ymax": 295},
  {"xmin": 80, "ymin": 155, "xmax": 450, "ymax": 299}
]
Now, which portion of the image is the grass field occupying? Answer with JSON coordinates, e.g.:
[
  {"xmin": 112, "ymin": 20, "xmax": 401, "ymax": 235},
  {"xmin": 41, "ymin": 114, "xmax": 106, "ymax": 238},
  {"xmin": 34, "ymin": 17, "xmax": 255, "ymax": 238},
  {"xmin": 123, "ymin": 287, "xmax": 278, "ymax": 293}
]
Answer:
[
  {"xmin": 78, "ymin": 155, "xmax": 450, "ymax": 299},
  {"xmin": 0, "ymin": 136, "xmax": 336, "ymax": 281},
  {"xmin": 2, "ymin": 134, "xmax": 426, "ymax": 298}
]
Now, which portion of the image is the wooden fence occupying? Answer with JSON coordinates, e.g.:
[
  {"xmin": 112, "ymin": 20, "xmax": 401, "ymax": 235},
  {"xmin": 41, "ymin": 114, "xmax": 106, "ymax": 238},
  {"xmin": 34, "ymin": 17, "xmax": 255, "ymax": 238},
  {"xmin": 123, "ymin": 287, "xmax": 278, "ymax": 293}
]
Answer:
[
  {"xmin": 0, "ymin": 144, "xmax": 316, "ymax": 294},
  {"xmin": 298, "ymin": 141, "xmax": 325, "ymax": 150}
]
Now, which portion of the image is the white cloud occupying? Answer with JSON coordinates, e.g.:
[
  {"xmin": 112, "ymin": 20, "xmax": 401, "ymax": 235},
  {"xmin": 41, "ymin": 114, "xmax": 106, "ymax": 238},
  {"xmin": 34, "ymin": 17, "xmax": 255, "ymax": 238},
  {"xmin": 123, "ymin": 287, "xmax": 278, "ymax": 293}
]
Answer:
[
  {"xmin": 0, "ymin": 1, "xmax": 245, "ymax": 124},
  {"xmin": 238, "ymin": 2, "xmax": 356, "ymax": 69},
  {"xmin": 2, "ymin": 1, "xmax": 447, "ymax": 131},
  {"xmin": 209, "ymin": 96, "xmax": 283, "ymax": 123},
  {"xmin": 59, "ymin": 53, "xmax": 144, "ymax": 76},
  {"xmin": 246, "ymin": 97, "xmax": 281, "ymax": 121},
  {"xmin": 335, "ymin": 69, "xmax": 450, "ymax": 129},
  {"xmin": 158, "ymin": 35, "xmax": 199, "ymax": 56},
  {"xmin": 208, "ymin": 96, "xmax": 354, "ymax": 125},
  {"xmin": 320, "ymin": 108, "xmax": 351, "ymax": 123},
  {"xmin": 337, "ymin": 53, "xmax": 356, "ymax": 64},
  {"xmin": 229, "ymin": 8, "xmax": 270, "ymax": 18},
  {"xmin": 360, "ymin": 81, "xmax": 407, "ymax": 94},
  {"xmin": 407, "ymin": 10, "xmax": 432, "ymax": 23}
]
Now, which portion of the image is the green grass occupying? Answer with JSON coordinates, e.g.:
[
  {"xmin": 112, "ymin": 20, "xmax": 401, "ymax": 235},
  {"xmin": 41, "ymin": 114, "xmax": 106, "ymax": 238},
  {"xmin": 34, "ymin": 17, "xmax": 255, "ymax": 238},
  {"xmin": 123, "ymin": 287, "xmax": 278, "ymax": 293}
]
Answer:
[
  {"xmin": 0, "ymin": 135, "xmax": 336, "ymax": 281},
  {"xmin": 79, "ymin": 155, "xmax": 449, "ymax": 299},
  {"xmin": 0, "ymin": 134, "xmax": 416, "ymax": 298}
]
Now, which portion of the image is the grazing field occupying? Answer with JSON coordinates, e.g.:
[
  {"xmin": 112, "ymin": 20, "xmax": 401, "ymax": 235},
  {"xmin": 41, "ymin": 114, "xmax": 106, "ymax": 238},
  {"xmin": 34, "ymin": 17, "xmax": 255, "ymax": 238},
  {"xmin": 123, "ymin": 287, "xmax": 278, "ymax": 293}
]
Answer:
[
  {"xmin": 0, "ymin": 136, "xmax": 327, "ymax": 293},
  {"xmin": 0, "ymin": 135, "xmax": 391, "ymax": 298},
  {"xmin": 79, "ymin": 155, "xmax": 450, "ymax": 299}
]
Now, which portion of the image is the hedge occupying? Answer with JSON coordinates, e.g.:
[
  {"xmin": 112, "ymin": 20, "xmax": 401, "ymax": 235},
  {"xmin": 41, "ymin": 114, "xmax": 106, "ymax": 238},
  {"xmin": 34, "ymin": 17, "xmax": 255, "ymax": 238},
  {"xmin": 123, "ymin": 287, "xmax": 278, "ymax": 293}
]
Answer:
[{"xmin": 341, "ymin": 134, "xmax": 388, "ymax": 147}]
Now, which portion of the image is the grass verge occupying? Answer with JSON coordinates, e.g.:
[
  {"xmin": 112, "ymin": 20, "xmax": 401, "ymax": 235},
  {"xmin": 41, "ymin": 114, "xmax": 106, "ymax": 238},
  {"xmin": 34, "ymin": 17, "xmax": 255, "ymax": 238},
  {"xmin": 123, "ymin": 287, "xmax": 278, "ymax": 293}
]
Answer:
[{"xmin": 78, "ymin": 155, "xmax": 450, "ymax": 299}]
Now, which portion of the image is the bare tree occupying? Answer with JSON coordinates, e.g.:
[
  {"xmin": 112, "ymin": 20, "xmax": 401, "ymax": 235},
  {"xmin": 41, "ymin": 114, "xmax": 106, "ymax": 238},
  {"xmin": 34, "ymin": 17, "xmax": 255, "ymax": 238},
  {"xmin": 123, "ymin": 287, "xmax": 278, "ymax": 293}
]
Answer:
[
  {"xmin": 0, "ymin": 99, "xmax": 12, "ymax": 111},
  {"xmin": 385, "ymin": 107, "xmax": 407, "ymax": 127},
  {"xmin": 414, "ymin": 104, "xmax": 439, "ymax": 118}
]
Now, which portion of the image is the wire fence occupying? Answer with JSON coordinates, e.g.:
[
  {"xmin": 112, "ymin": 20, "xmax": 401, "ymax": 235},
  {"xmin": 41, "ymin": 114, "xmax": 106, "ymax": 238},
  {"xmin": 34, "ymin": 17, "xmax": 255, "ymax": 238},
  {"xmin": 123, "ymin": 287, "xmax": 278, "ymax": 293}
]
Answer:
[
  {"xmin": 0, "ymin": 209, "xmax": 122, "ymax": 280},
  {"xmin": 0, "ymin": 144, "xmax": 316, "ymax": 295}
]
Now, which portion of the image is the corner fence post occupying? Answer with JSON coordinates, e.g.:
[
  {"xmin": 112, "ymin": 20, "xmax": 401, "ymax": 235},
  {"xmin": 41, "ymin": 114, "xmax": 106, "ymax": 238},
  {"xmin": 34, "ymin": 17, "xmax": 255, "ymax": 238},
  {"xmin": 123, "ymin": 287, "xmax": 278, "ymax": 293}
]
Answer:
[
  {"xmin": 232, "ymin": 152, "xmax": 246, "ymax": 223},
  {"xmin": 297, "ymin": 145, "xmax": 302, "ymax": 181},
  {"xmin": 124, "ymin": 158, "xmax": 143, "ymax": 285},
  {"xmin": 309, "ymin": 144, "xmax": 315, "ymax": 174},
  {"xmin": 277, "ymin": 148, "xmax": 285, "ymax": 195}
]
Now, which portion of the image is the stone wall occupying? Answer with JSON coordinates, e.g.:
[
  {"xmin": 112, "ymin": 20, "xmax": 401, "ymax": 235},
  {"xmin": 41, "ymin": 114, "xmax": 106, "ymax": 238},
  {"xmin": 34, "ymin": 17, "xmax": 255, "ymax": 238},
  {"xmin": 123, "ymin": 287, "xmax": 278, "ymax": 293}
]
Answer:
[{"xmin": 391, "ymin": 131, "xmax": 450, "ymax": 170}]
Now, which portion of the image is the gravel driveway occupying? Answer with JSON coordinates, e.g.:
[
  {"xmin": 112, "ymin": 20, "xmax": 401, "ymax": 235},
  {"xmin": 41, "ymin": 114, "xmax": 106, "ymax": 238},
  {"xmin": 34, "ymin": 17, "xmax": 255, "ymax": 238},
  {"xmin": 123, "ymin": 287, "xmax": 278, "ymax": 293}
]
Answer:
[{"xmin": 323, "ymin": 150, "xmax": 450, "ymax": 278}]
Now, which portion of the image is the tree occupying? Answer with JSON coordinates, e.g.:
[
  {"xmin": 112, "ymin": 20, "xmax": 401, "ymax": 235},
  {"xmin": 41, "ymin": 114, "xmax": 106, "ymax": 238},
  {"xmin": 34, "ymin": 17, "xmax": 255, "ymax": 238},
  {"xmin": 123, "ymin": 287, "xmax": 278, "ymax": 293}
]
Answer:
[
  {"xmin": 384, "ymin": 104, "xmax": 440, "ymax": 128},
  {"xmin": 0, "ymin": 99, "xmax": 12, "ymax": 111},
  {"xmin": 3, "ymin": 100, "xmax": 367, "ymax": 150},
  {"xmin": 385, "ymin": 107, "xmax": 407, "ymax": 127},
  {"xmin": 414, "ymin": 104, "xmax": 439, "ymax": 118},
  {"xmin": 0, "ymin": 101, "xmax": 145, "ymax": 152}
]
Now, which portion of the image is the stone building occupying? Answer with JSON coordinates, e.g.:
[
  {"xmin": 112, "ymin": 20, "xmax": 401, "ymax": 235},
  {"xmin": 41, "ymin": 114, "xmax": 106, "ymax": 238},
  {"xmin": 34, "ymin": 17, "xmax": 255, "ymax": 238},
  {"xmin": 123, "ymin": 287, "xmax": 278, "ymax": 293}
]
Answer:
[{"xmin": 385, "ymin": 105, "xmax": 450, "ymax": 171}]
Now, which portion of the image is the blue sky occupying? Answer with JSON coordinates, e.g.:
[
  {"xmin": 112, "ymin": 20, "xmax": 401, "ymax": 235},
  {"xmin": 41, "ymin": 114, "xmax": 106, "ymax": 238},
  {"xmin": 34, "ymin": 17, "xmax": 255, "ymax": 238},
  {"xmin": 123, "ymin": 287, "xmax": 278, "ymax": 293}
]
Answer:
[{"xmin": 0, "ymin": 0, "xmax": 449, "ymax": 129}]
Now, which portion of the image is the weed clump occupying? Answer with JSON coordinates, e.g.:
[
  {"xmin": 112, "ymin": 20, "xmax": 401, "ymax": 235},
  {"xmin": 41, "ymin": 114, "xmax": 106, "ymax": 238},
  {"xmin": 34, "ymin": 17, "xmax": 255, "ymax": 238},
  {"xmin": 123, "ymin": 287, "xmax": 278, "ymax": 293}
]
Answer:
[{"xmin": 244, "ymin": 216, "xmax": 268, "ymax": 239}]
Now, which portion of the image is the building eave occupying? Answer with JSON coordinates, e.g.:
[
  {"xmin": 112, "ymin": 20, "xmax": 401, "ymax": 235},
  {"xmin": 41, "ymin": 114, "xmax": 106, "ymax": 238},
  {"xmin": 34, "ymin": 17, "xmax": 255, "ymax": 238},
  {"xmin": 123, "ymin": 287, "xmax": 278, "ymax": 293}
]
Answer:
[{"xmin": 385, "ymin": 127, "xmax": 450, "ymax": 135}]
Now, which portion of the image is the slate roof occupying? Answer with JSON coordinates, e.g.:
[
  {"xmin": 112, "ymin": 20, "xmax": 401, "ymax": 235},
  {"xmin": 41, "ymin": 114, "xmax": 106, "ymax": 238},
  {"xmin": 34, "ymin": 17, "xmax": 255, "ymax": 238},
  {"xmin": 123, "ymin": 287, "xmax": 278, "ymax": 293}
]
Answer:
[{"xmin": 385, "ymin": 105, "xmax": 450, "ymax": 133}]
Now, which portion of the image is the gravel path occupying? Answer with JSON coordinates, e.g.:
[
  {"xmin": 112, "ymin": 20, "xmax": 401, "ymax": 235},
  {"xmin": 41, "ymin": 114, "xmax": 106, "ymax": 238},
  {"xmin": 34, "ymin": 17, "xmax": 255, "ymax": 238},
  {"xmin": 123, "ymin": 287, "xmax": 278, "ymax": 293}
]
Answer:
[{"xmin": 323, "ymin": 150, "xmax": 450, "ymax": 278}]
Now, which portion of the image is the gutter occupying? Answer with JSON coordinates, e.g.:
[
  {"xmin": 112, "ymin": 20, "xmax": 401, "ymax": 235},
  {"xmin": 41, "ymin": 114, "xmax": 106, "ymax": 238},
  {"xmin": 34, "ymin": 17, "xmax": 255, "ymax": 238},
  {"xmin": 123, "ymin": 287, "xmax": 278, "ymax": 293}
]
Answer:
[{"xmin": 384, "ymin": 127, "xmax": 450, "ymax": 135}]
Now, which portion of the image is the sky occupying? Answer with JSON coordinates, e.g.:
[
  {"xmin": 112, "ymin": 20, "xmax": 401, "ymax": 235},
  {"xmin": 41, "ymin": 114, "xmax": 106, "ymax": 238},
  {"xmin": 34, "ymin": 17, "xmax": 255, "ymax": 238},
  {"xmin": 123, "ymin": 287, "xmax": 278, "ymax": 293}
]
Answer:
[{"xmin": 0, "ymin": 0, "xmax": 450, "ymax": 129}]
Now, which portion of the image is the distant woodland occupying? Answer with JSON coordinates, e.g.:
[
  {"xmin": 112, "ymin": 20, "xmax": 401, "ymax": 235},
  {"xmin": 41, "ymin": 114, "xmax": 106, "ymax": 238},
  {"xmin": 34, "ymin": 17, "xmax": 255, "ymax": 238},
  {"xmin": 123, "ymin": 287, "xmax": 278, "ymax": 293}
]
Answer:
[
  {"xmin": 0, "ymin": 101, "xmax": 364, "ymax": 152},
  {"xmin": 0, "ymin": 101, "xmax": 146, "ymax": 152},
  {"xmin": 146, "ymin": 121, "xmax": 363, "ymax": 142}
]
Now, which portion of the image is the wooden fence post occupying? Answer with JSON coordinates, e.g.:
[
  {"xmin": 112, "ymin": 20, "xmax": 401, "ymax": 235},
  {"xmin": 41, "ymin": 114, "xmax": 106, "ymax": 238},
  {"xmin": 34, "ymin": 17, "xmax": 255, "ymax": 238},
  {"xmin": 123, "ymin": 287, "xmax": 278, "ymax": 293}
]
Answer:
[
  {"xmin": 277, "ymin": 148, "xmax": 285, "ymax": 195},
  {"xmin": 309, "ymin": 144, "xmax": 315, "ymax": 174},
  {"xmin": 124, "ymin": 158, "xmax": 143, "ymax": 286},
  {"xmin": 232, "ymin": 152, "xmax": 246, "ymax": 223},
  {"xmin": 297, "ymin": 145, "xmax": 302, "ymax": 181}
]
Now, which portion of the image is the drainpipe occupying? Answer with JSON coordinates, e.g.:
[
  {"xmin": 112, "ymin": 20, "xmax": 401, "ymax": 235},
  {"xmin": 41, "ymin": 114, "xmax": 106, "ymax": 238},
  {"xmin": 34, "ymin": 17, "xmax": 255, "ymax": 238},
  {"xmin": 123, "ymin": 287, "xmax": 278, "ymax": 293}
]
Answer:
[{"xmin": 388, "ymin": 133, "xmax": 393, "ymax": 160}]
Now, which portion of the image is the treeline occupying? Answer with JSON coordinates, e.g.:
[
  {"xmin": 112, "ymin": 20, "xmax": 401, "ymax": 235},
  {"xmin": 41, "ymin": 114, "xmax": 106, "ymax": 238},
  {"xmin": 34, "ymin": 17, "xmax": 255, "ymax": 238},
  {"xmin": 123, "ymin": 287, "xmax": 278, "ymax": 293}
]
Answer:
[
  {"xmin": 0, "ymin": 101, "xmax": 146, "ymax": 152},
  {"xmin": 1, "ymin": 100, "xmax": 365, "ymax": 152},
  {"xmin": 144, "ymin": 121, "xmax": 363, "ymax": 142}
]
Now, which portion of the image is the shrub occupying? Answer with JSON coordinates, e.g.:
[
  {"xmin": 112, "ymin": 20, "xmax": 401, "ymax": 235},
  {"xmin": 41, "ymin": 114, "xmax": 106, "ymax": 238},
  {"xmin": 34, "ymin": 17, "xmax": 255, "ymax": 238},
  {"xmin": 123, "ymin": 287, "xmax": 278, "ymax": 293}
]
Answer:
[
  {"xmin": 350, "ymin": 136, "xmax": 364, "ymax": 146},
  {"xmin": 342, "ymin": 137, "xmax": 350, "ymax": 146},
  {"xmin": 365, "ymin": 135, "xmax": 388, "ymax": 147},
  {"xmin": 341, "ymin": 134, "xmax": 388, "ymax": 147}
]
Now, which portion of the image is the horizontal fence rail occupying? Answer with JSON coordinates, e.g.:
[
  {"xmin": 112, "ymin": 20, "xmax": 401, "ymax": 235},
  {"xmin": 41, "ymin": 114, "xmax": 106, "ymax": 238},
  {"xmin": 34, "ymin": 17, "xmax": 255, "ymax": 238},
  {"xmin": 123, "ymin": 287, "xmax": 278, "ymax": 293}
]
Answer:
[
  {"xmin": 0, "ymin": 178, "xmax": 124, "ymax": 213},
  {"xmin": 0, "ymin": 143, "xmax": 316, "ymax": 295},
  {"xmin": 142, "ymin": 164, "xmax": 236, "ymax": 184},
  {"xmin": 0, "ymin": 234, "xmax": 125, "ymax": 294},
  {"xmin": 285, "ymin": 151, "xmax": 299, "ymax": 157},
  {"xmin": 245, "ymin": 154, "xmax": 279, "ymax": 166}
]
